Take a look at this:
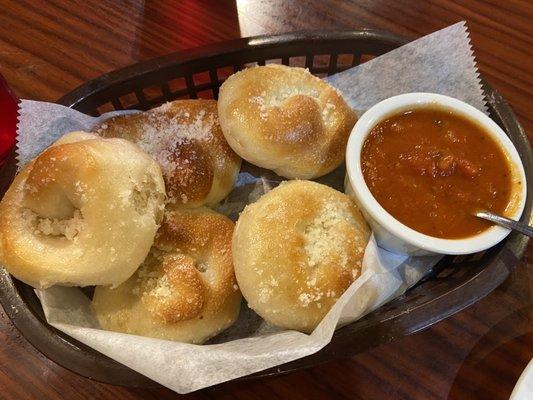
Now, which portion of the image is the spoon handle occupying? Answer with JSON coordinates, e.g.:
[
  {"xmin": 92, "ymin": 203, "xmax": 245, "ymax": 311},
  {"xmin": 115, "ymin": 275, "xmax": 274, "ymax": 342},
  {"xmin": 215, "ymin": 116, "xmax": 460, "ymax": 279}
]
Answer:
[{"xmin": 476, "ymin": 211, "xmax": 533, "ymax": 238}]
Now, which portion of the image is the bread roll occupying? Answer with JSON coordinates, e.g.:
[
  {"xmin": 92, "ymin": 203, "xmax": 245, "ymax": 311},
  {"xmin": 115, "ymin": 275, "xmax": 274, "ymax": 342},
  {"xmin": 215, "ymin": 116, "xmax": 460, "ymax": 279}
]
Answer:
[
  {"xmin": 0, "ymin": 132, "xmax": 166, "ymax": 288},
  {"xmin": 92, "ymin": 208, "xmax": 241, "ymax": 344},
  {"xmin": 94, "ymin": 100, "xmax": 241, "ymax": 208},
  {"xmin": 233, "ymin": 180, "xmax": 370, "ymax": 332},
  {"xmin": 217, "ymin": 65, "xmax": 357, "ymax": 179}
]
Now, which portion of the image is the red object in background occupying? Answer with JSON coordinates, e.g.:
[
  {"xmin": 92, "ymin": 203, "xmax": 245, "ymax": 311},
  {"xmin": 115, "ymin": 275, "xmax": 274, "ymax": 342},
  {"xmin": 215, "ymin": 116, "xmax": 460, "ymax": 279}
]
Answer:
[{"xmin": 0, "ymin": 73, "xmax": 19, "ymax": 166}]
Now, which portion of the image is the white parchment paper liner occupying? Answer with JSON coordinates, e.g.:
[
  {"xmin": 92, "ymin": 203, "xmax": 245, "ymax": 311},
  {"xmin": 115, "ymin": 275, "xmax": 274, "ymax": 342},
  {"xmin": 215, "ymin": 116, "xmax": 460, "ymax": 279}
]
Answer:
[{"xmin": 12, "ymin": 22, "xmax": 486, "ymax": 393}]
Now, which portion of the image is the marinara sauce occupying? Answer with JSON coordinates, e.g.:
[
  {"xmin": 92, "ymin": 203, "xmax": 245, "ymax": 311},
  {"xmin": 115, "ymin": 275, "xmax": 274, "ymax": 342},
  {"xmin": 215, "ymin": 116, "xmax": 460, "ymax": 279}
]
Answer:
[{"xmin": 361, "ymin": 107, "xmax": 515, "ymax": 239}]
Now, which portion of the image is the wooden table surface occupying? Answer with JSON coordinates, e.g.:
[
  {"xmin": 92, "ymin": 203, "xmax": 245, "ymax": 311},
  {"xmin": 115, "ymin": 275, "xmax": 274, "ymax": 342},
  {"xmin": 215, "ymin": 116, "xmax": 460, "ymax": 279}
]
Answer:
[{"xmin": 0, "ymin": 1, "xmax": 531, "ymax": 399}]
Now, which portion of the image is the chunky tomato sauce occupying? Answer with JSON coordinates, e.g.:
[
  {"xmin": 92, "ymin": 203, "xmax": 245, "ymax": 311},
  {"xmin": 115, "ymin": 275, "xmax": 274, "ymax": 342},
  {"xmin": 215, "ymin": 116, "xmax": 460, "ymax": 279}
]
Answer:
[{"xmin": 361, "ymin": 107, "xmax": 515, "ymax": 239}]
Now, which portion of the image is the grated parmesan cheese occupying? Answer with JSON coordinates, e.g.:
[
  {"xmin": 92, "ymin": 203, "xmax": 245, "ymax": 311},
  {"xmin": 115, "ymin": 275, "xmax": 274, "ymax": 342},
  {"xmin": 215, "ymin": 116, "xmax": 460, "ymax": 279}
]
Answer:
[{"xmin": 303, "ymin": 200, "xmax": 356, "ymax": 268}]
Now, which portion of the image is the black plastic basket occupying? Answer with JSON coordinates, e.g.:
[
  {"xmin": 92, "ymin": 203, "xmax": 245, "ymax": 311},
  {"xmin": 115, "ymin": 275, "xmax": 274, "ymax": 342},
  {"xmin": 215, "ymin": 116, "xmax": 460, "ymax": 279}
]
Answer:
[{"xmin": 0, "ymin": 30, "xmax": 531, "ymax": 388}]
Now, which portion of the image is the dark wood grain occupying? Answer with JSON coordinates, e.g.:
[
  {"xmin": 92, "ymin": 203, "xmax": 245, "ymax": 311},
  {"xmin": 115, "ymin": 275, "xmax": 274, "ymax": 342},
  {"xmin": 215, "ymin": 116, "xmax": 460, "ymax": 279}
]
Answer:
[{"xmin": 0, "ymin": 1, "xmax": 531, "ymax": 399}]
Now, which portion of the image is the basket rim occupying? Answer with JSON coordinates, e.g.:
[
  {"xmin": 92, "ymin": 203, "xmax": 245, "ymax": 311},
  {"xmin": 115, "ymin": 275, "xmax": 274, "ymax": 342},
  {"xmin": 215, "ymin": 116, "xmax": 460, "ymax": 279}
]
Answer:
[
  {"xmin": 0, "ymin": 29, "xmax": 531, "ymax": 389},
  {"xmin": 57, "ymin": 29, "xmax": 408, "ymax": 109}
]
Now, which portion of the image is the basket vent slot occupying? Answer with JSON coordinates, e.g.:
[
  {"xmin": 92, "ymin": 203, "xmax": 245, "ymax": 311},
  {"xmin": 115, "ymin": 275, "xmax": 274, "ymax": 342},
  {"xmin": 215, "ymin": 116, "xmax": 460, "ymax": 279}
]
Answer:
[
  {"xmin": 217, "ymin": 66, "xmax": 234, "ymax": 83},
  {"xmin": 359, "ymin": 54, "xmax": 375, "ymax": 64},
  {"xmin": 118, "ymin": 92, "xmax": 139, "ymax": 109},
  {"xmin": 142, "ymin": 85, "xmax": 164, "ymax": 104},
  {"xmin": 337, "ymin": 54, "xmax": 355, "ymax": 70},
  {"xmin": 168, "ymin": 77, "xmax": 187, "ymax": 95},
  {"xmin": 96, "ymin": 102, "xmax": 115, "ymax": 115},
  {"xmin": 289, "ymin": 56, "xmax": 305, "ymax": 68}
]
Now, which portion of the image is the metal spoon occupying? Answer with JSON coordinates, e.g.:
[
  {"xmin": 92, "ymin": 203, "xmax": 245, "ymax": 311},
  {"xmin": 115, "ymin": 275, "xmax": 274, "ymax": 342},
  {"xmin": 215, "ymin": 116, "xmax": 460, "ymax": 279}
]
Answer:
[{"xmin": 475, "ymin": 211, "xmax": 533, "ymax": 238}]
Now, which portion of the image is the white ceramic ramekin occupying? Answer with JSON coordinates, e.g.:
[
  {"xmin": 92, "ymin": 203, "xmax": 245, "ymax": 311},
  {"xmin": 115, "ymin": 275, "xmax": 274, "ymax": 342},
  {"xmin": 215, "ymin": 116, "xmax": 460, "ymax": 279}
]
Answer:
[{"xmin": 345, "ymin": 93, "xmax": 527, "ymax": 256}]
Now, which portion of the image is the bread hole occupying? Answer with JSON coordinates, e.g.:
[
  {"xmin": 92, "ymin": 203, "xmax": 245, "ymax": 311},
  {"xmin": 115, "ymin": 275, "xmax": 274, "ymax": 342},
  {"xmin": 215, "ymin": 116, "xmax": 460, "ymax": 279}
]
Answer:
[
  {"xmin": 194, "ymin": 258, "xmax": 216, "ymax": 285},
  {"xmin": 130, "ymin": 175, "xmax": 164, "ymax": 221},
  {"xmin": 195, "ymin": 261, "xmax": 208, "ymax": 273},
  {"xmin": 24, "ymin": 208, "xmax": 85, "ymax": 241},
  {"xmin": 131, "ymin": 186, "xmax": 151, "ymax": 214}
]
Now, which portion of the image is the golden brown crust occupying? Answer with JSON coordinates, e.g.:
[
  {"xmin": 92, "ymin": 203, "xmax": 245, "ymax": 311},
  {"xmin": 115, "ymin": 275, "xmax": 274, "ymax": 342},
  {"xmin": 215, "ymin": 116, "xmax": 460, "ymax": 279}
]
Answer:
[
  {"xmin": 218, "ymin": 65, "xmax": 357, "ymax": 179},
  {"xmin": 94, "ymin": 99, "xmax": 241, "ymax": 208},
  {"xmin": 0, "ymin": 132, "xmax": 166, "ymax": 289},
  {"xmin": 232, "ymin": 180, "xmax": 370, "ymax": 333},
  {"xmin": 92, "ymin": 208, "xmax": 242, "ymax": 344}
]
